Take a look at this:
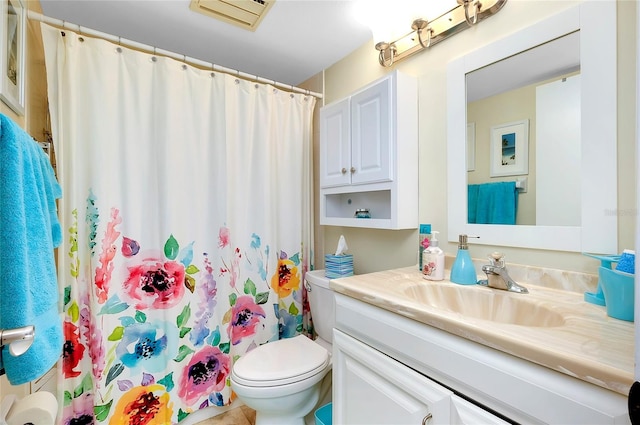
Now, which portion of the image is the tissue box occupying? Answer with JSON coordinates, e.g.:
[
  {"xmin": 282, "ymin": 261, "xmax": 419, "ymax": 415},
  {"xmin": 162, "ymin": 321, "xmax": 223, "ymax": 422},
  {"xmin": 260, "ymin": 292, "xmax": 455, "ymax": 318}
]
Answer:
[{"xmin": 325, "ymin": 254, "xmax": 354, "ymax": 278}]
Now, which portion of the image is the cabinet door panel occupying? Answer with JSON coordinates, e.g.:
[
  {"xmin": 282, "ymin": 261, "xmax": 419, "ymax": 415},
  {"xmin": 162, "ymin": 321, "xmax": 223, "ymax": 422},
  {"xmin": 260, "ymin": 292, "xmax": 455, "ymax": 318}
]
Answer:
[
  {"xmin": 333, "ymin": 329, "xmax": 451, "ymax": 425},
  {"xmin": 320, "ymin": 98, "xmax": 351, "ymax": 188},
  {"xmin": 350, "ymin": 78, "xmax": 392, "ymax": 185},
  {"xmin": 451, "ymin": 395, "xmax": 510, "ymax": 425}
]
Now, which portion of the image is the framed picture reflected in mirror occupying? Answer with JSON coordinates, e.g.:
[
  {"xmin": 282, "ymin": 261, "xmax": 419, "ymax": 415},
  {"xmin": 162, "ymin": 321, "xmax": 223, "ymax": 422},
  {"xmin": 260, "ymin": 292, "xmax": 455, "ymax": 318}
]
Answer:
[
  {"xmin": 1, "ymin": 0, "xmax": 26, "ymax": 115},
  {"xmin": 489, "ymin": 119, "xmax": 529, "ymax": 177}
]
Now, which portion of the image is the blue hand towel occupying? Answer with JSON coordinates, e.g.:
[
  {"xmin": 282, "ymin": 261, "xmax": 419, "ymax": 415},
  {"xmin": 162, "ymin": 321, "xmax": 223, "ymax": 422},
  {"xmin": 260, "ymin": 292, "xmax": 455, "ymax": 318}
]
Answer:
[
  {"xmin": 0, "ymin": 114, "xmax": 63, "ymax": 385},
  {"xmin": 467, "ymin": 184, "xmax": 479, "ymax": 224},
  {"xmin": 468, "ymin": 181, "xmax": 518, "ymax": 225}
]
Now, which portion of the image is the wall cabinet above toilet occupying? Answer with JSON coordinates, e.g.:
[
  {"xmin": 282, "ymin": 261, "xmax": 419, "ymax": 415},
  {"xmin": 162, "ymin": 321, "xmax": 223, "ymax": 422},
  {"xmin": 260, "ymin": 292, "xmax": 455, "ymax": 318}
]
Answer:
[{"xmin": 319, "ymin": 70, "xmax": 418, "ymax": 230}]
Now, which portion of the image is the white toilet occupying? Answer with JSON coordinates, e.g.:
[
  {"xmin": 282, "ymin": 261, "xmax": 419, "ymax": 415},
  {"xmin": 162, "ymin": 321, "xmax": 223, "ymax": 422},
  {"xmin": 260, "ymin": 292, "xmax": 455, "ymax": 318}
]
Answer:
[{"xmin": 230, "ymin": 270, "xmax": 335, "ymax": 425}]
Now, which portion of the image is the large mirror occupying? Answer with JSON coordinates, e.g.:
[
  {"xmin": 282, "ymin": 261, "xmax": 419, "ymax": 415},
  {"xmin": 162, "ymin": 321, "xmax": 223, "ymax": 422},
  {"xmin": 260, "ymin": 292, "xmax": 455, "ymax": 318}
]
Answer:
[
  {"xmin": 447, "ymin": 2, "xmax": 617, "ymax": 253},
  {"xmin": 466, "ymin": 32, "xmax": 580, "ymax": 227}
]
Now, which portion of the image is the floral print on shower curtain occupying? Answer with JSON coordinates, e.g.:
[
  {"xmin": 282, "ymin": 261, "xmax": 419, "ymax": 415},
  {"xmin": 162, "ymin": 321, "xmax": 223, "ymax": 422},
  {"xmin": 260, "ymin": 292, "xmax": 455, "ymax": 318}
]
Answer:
[
  {"xmin": 41, "ymin": 24, "xmax": 315, "ymax": 424},
  {"xmin": 61, "ymin": 209, "xmax": 307, "ymax": 423}
]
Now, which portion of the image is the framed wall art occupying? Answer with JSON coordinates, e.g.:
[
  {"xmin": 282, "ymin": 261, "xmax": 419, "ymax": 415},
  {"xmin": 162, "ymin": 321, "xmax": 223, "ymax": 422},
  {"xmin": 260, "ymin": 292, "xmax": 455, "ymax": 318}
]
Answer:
[
  {"xmin": 1, "ymin": 0, "xmax": 26, "ymax": 115},
  {"xmin": 490, "ymin": 119, "xmax": 529, "ymax": 177}
]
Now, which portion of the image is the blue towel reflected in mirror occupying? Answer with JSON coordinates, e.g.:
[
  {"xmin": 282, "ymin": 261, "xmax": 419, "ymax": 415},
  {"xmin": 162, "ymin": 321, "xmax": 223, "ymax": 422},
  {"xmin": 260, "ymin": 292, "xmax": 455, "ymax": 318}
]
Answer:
[{"xmin": 468, "ymin": 181, "xmax": 518, "ymax": 225}]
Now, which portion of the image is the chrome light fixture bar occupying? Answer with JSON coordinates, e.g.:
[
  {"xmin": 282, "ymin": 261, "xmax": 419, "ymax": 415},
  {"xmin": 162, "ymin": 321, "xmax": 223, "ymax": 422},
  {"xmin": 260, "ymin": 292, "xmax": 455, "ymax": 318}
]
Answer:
[{"xmin": 375, "ymin": 0, "xmax": 508, "ymax": 67}]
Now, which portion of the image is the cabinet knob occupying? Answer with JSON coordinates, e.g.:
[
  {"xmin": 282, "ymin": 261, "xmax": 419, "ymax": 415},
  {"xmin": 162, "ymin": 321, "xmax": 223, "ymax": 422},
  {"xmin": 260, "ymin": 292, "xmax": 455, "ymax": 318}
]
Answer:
[
  {"xmin": 341, "ymin": 168, "xmax": 347, "ymax": 174},
  {"xmin": 350, "ymin": 167, "xmax": 356, "ymax": 174},
  {"xmin": 422, "ymin": 413, "xmax": 432, "ymax": 425}
]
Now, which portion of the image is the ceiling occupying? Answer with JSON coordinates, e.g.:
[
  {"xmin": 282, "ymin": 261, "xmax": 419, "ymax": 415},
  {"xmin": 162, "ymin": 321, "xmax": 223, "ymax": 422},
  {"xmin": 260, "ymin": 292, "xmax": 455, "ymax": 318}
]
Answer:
[{"xmin": 39, "ymin": 0, "xmax": 374, "ymax": 87}]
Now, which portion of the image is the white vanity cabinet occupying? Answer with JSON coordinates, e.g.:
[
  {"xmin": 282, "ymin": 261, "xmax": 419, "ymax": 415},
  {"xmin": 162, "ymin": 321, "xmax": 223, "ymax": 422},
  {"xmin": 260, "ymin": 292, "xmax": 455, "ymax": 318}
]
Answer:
[
  {"xmin": 333, "ymin": 328, "xmax": 509, "ymax": 425},
  {"xmin": 319, "ymin": 71, "xmax": 418, "ymax": 230},
  {"xmin": 333, "ymin": 292, "xmax": 630, "ymax": 424},
  {"xmin": 450, "ymin": 396, "xmax": 510, "ymax": 425},
  {"xmin": 333, "ymin": 329, "xmax": 452, "ymax": 425}
]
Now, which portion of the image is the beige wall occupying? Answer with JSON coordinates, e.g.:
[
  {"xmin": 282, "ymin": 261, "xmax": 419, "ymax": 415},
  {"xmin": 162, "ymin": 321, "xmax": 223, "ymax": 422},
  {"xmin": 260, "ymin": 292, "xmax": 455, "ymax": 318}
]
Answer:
[{"xmin": 315, "ymin": 0, "xmax": 637, "ymax": 275}]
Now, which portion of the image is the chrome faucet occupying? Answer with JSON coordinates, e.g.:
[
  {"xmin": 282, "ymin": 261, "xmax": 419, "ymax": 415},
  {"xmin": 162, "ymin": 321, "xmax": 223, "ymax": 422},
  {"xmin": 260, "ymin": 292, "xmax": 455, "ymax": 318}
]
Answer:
[{"xmin": 478, "ymin": 252, "xmax": 528, "ymax": 294}]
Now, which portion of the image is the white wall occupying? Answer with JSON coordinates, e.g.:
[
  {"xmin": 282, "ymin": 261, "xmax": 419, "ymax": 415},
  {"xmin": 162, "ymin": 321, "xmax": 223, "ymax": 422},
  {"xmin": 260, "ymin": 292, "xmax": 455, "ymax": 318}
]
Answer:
[
  {"xmin": 318, "ymin": 0, "xmax": 637, "ymax": 274},
  {"xmin": 536, "ymin": 75, "xmax": 581, "ymax": 226}
]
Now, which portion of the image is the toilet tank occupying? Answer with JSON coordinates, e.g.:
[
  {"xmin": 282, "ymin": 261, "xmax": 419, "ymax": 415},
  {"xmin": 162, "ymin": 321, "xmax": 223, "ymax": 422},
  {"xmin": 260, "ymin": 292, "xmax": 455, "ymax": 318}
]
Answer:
[{"xmin": 305, "ymin": 270, "xmax": 335, "ymax": 344}]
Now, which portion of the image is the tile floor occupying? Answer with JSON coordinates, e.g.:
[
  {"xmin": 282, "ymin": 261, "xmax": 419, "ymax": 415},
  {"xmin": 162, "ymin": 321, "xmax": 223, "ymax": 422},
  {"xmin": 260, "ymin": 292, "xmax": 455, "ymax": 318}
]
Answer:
[{"xmin": 194, "ymin": 405, "xmax": 256, "ymax": 425}]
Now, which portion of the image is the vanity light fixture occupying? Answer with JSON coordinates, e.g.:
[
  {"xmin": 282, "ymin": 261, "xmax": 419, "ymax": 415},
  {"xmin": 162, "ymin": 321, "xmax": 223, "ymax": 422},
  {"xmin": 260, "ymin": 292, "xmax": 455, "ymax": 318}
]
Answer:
[
  {"xmin": 458, "ymin": 0, "xmax": 481, "ymax": 25},
  {"xmin": 374, "ymin": 0, "xmax": 508, "ymax": 67}
]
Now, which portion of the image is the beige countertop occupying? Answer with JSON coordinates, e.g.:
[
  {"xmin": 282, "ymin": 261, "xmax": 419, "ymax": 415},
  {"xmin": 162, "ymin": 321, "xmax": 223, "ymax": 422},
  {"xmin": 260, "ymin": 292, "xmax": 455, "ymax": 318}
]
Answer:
[{"xmin": 329, "ymin": 267, "xmax": 634, "ymax": 396}]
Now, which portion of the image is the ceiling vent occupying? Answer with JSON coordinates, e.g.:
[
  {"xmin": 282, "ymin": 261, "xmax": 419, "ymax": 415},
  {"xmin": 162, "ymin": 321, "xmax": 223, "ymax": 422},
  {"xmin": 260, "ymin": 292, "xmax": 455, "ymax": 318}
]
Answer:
[{"xmin": 189, "ymin": 0, "xmax": 275, "ymax": 31}]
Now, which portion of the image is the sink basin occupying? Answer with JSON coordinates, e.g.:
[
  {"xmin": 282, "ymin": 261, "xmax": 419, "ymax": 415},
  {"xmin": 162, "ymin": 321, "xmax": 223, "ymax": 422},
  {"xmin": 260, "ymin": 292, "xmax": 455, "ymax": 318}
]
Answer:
[{"xmin": 403, "ymin": 283, "xmax": 566, "ymax": 327}]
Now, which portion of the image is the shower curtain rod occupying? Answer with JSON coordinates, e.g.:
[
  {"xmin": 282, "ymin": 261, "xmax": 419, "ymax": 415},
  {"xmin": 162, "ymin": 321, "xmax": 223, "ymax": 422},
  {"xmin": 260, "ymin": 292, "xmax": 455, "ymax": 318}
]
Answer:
[{"xmin": 27, "ymin": 10, "xmax": 323, "ymax": 99}]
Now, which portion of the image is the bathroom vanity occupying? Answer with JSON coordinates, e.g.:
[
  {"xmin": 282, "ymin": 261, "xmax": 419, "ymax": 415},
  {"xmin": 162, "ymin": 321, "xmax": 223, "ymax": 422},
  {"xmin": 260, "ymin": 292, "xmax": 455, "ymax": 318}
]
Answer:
[{"xmin": 330, "ymin": 268, "xmax": 632, "ymax": 424}]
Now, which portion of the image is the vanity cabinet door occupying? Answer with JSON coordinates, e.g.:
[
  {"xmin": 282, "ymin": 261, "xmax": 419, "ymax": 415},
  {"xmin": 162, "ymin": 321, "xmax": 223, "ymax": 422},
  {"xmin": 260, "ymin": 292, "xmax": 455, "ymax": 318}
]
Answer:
[
  {"xmin": 333, "ymin": 329, "xmax": 452, "ymax": 425},
  {"xmin": 451, "ymin": 395, "xmax": 510, "ymax": 425}
]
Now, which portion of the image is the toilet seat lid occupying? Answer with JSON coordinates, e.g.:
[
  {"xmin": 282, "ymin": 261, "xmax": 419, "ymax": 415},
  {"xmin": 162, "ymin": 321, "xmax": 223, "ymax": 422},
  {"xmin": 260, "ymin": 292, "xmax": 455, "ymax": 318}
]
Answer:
[{"xmin": 232, "ymin": 335, "xmax": 329, "ymax": 387}]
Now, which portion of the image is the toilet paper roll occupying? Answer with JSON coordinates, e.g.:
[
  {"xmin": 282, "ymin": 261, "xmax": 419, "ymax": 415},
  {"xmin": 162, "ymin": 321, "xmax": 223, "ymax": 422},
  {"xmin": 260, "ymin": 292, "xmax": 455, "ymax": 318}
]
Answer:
[{"xmin": 5, "ymin": 392, "xmax": 57, "ymax": 425}]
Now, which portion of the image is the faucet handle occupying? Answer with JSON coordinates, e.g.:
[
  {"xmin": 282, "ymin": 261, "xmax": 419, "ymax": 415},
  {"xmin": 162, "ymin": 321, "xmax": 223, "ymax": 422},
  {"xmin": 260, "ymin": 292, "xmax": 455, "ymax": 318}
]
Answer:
[{"xmin": 488, "ymin": 251, "xmax": 505, "ymax": 267}]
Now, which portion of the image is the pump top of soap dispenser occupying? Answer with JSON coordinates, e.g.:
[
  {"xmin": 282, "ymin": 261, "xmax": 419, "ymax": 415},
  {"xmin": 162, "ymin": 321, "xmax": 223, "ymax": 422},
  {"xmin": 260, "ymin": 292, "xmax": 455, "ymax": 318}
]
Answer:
[
  {"xmin": 430, "ymin": 231, "xmax": 440, "ymax": 247},
  {"xmin": 458, "ymin": 234, "xmax": 478, "ymax": 249}
]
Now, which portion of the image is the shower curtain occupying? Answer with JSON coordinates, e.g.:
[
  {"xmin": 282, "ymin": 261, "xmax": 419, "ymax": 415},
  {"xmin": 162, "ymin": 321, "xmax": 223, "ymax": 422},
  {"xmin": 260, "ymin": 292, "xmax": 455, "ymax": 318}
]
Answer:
[{"xmin": 41, "ymin": 24, "xmax": 316, "ymax": 424}]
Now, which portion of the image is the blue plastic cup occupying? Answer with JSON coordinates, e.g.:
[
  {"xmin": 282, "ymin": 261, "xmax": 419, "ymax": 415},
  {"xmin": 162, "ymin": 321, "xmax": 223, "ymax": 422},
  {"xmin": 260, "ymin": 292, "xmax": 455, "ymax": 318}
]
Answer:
[{"xmin": 599, "ymin": 266, "xmax": 634, "ymax": 322}]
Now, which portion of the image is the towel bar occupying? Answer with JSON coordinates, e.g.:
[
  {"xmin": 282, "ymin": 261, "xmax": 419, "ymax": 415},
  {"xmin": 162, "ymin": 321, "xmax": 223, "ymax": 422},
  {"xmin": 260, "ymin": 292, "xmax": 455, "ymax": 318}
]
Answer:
[
  {"xmin": 0, "ymin": 325, "xmax": 35, "ymax": 361},
  {"xmin": 515, "ymin": 177, "xmax": 528, "ymax": 192}
]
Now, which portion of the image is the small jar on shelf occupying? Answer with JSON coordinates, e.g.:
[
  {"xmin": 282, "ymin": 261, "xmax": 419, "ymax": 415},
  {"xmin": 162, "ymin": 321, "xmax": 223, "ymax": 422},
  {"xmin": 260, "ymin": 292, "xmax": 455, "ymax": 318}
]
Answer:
[{"xmin": 354, "ymin": 208, "xmax": 371, "ymax": 219}]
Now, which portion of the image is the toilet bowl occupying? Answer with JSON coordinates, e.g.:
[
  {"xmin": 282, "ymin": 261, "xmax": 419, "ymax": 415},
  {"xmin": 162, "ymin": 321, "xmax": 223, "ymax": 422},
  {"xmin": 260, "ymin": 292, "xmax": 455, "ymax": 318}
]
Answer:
[{"xmin": 230, "ymin": 270, "xmax": 334, "ymax": 425}]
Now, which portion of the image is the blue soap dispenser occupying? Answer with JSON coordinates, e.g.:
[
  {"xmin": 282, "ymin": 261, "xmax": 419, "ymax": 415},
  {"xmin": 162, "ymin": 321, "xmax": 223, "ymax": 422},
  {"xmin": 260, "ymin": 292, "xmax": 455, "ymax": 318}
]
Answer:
[{"xmin": 450, "ymin": 234, "xmax": 479, "ymax": 285}]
